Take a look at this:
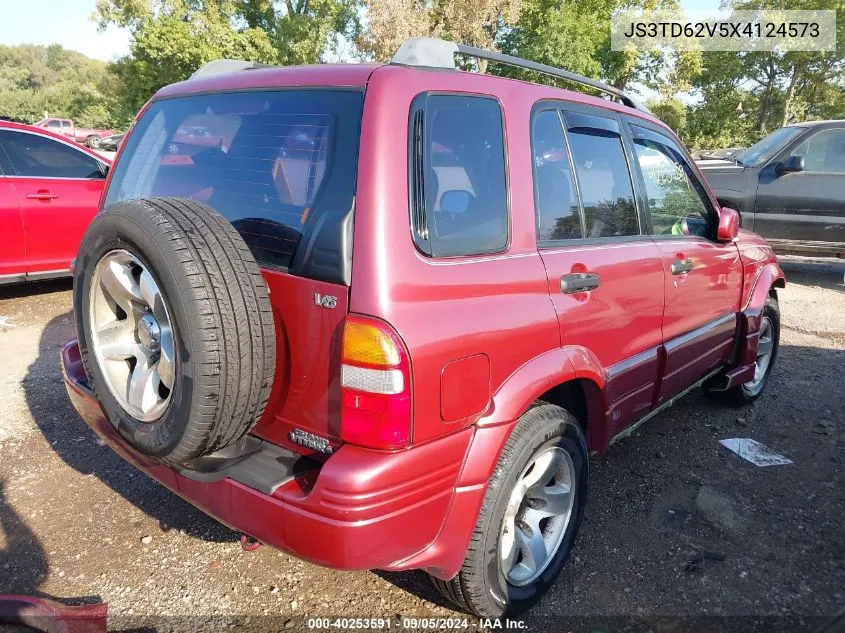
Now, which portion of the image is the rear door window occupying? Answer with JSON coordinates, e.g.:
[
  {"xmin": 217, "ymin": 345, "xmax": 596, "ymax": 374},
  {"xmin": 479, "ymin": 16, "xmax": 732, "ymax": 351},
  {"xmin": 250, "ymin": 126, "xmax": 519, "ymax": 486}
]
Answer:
[
  {"xmin": 0, "ymin": 130, "xmax": 103, "ymax": 179},
  {"xmin": 409, "ymin": 94, "xmax": 509, "ymax": 257},
  {"xmin": 105, "ymin": 90, "xmax": 364, "ymax": 280},
  {"xmin": 531, "ymin": 109, "xmax": 582, "ymax": 241},
  {"xmin": 563, "ymin": 111, "xmax": 640, "ymax": 238}
]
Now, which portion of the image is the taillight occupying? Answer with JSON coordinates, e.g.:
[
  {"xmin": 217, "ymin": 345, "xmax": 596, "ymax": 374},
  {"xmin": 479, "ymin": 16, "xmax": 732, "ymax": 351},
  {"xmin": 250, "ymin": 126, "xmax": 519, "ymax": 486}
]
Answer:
[{"xmin": 340, "ymin": 315, "xmax": 411, "ymax": 449}]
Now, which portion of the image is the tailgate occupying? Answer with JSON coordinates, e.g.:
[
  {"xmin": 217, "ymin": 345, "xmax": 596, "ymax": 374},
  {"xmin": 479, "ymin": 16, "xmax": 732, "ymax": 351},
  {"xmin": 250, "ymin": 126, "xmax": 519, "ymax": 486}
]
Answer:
[{"xmin": 251, "ymin": 269, "xmax": 348, "ymax": 454}]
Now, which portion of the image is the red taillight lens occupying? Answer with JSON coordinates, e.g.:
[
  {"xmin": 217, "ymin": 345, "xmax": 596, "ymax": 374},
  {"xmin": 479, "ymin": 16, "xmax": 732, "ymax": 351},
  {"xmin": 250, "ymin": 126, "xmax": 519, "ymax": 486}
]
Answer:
[{"xmin": 340, "ymin": 315, "xmax": 411, "ymax": 449}]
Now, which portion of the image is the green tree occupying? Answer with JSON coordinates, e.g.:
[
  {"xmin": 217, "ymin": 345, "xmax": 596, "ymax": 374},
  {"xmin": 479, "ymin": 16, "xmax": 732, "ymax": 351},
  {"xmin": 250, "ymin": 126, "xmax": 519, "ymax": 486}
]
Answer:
[
  {"xmin": 497, "ymin": 0, "xmax": 700, "ymax": 94},
  {"xmin": 686, "ymin": 0, "xmax": 845, "ymax": 148},
  {"xmin": 648, "ymin": 97, "xmax": 686, "ymax": 136},
  {"xmin": 0, "ymin": 44, "xmax": 128, "ymax": 128},
  {"xmin": 95, "ymin": 0, "xmax": 361, "ymax": 111},
  {"xmin": 119, "ymin": 14, "xmax": 278, "ymax": 111},
  {"xmin": 96, "ymin": 0, "xmax": 360, "ymax": 66},
  {"xmin": 728, "ymin": 0, "xmax": 845, "ymax": 129},
  {"xmin": 358, "ymin": 0, "xmax": 522, "ymax": 66}
]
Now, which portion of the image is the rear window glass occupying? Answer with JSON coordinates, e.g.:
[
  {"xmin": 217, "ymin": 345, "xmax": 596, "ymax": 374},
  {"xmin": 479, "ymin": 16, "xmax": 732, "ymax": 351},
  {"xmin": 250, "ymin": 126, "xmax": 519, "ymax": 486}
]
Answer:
[
  {"xmin": 564, "ymin": 112, "xmax": 640, "ymax": 238},
  {"xmin": 410, "ymin": 94, "xmax": 509, "ymax": 257},
  {"xmin": 105, "ymin": 90, "xmax": 364, "ymax": 271}
]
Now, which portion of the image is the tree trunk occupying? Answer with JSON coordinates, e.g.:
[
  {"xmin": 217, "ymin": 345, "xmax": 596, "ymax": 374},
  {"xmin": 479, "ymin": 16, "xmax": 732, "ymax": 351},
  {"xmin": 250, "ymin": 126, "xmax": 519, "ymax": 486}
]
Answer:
[
  {"xmin": 756, "ymin": 89, "xmax": 771, "ymax": 133},
  {"xmin": 782, "ymin": 64, "xmax": 802, "ymax": 128},
  {"xmin": 756, "ymin": 58, "xmax": 778, "ymax": 133}
]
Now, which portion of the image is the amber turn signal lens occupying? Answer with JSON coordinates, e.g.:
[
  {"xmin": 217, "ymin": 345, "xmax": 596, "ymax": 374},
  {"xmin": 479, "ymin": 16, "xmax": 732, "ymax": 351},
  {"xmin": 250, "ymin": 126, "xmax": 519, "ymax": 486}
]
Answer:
[{"xmin": 342, "ymin": 319, "xmax": 401, "ymax": 367}]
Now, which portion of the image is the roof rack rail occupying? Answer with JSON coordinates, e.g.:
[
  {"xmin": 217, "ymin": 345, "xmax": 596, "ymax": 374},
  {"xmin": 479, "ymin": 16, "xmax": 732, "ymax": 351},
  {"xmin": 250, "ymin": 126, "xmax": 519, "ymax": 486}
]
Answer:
[
  {"xmin": 190, "ymin": 59, "xmax": 275, "ymax": 80},
  {"xmin": 391, "ymin": 37, "xmax": 650, "ymax": 113}
]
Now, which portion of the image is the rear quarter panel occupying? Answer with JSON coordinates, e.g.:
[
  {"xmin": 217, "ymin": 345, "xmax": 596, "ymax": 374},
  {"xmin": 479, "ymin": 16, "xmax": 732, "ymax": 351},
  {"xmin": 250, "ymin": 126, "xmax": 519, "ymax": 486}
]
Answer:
[{"xmin": 351, "ymin": 66, "xmax": 561, "ymax": 445}]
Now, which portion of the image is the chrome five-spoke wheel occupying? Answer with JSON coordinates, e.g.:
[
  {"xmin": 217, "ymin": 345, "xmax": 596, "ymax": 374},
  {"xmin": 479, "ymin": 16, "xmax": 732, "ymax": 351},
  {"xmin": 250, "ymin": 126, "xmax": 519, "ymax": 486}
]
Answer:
[
  {"xmin": 499, "ymin": 446, "xmax": 576, "ymax": 586},
  {"xmin": 89, "ymin": 249, "xmax": 176, "ymax": 421}
]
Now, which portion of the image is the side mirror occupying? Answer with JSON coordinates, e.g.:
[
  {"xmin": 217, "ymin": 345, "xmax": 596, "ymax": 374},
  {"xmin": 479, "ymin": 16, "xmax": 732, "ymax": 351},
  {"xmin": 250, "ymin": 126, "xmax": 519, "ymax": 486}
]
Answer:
[
  {"xmin": 440, "ymin": 189, "xmax": 472, "ymax": 215},
  {"xmin": 776, "ymin": 155, "xmax": 804, "ymax": 175},
  {"xmin": 717, "ymin": 206, "xmax": 740, "ymax": 242}
]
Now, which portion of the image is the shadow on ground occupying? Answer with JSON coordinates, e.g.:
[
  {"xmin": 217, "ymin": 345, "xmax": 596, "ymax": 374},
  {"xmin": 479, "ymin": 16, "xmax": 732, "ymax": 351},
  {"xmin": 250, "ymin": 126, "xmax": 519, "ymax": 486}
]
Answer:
[
  {"xmin": 24, "ymin": 312, "xmax": 236, "ymax": 543},
  {"xmin": 0, "ymin": 479, "xmax": 48, "ymax": 595},
  {"xmin": 0, "ymin": 478, "xmax": 104, "ymax": 610},
  {"xmin": 0, "ymin": 279, "xmax": 73, "ymax": 301}
]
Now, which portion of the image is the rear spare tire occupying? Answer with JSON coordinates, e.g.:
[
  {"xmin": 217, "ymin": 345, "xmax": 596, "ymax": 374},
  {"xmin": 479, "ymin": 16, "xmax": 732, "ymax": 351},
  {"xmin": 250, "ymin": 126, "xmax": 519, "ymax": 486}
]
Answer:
[{"xmin": 73, "ymin": 197, "xmax": 276, "ymax": 465}]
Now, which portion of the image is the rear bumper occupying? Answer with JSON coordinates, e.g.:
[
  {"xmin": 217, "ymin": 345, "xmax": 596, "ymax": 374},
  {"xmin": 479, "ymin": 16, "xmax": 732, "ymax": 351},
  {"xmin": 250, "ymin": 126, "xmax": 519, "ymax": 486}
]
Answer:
[{"xmin": 61, "ymin": 339, "xmax": 473, "ymax": 572}]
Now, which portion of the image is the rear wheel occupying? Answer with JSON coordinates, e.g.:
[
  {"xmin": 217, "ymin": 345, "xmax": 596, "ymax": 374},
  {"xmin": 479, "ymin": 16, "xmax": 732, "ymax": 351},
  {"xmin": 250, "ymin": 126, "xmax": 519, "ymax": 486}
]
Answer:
[
  {"xmin": 86, "ymin": 135, "xmax": 101, "ymax": 149},
  {"xmin": 74, "ymin": 197, "xmax": 276, "ymax": 465},
  {"xmin": 431, "ymin": 404, "xmax": 588, "ymax": 617}
]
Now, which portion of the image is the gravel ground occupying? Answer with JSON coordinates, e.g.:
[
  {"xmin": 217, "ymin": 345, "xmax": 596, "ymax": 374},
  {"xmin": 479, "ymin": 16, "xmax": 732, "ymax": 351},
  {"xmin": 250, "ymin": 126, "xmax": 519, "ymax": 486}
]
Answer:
[{"xmin": 0, "ymin": 256, "xmax": 842, "ymax": 633}]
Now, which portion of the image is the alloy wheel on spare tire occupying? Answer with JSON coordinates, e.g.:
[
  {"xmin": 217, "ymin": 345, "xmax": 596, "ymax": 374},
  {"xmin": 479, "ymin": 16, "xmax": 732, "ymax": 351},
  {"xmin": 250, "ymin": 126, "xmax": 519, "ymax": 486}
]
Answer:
[{"xmin": 73, "ymin": 197, "xmax": 276, "ymax": 465}]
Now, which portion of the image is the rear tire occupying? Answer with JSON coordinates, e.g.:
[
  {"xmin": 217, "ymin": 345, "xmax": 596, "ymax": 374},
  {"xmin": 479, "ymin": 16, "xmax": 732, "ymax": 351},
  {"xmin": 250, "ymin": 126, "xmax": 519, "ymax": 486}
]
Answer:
[
  {"xmin": 431, "ymin": 404, "xmax": 588, "ymax": 617},
  {"xmin": 73, "ymin": 197, "xmax": 276, "ymax": 465},
  {"xmin": 86, "ymin": 135, "xmax": 101, "ymax": 149}
]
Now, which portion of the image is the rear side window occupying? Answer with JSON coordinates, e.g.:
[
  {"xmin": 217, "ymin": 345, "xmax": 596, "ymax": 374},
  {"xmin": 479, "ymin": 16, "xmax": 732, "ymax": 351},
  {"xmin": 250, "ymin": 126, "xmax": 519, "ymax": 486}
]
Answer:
[
  {"xmin": 564, "ymin": 112, "xmax": 639, "ymax": 238},
  {"xmin": 410, "ymin": 94, "xmax": 508, "ymax": 257},
  {"xmin": 105, "ymin": 90, "xmax": 363, "ymax": 281},
  {"xmin": 629, "ymin": 125, "xmax": 714, "ymax": 238},
  {"xmin": 0, "ymin": 130, "xmax": 103, "ymax": 179}
]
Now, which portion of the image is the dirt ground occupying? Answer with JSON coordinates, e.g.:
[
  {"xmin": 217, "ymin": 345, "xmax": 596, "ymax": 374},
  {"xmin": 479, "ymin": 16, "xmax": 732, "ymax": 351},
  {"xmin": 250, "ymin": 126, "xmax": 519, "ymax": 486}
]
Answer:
[{"xmin": 0, "ymin": 256, "xmax": 842, "ymax": 633}]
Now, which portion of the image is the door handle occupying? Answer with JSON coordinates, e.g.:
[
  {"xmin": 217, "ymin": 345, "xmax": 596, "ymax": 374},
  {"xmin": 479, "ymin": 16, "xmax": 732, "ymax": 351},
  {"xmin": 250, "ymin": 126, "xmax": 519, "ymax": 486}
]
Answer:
[
  {"xmin": 560, "ymin": 272, "xmax": 600, "ymax": 294},
  {"xmin": 26, "ymin": 191, "xmax": 58, "ymax": 201},
  {"xmin": 671, "ymin": 258, "xmax": 694, "ymax": 275}
]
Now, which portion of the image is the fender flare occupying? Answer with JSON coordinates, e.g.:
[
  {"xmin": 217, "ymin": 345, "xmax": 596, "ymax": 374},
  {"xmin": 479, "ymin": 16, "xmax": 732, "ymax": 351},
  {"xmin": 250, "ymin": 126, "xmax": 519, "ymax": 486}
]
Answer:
[
  {"xmin": 463, "ymin": 344, "xmax": 606, "ymax": 486},
  {"xmin": 474, "ymin": 346, "xmax": 605, "ymax": 430},
  {"xmin": 744, "ymin": 261, "xmax": 785, "ymax": 324},
  {"xmin": 402, "ymin": 347, "xmax": 607, "ymax": 579},
  {"xmin": 737, "ymin": 262, "xmax": 785, "ymax": 365}
]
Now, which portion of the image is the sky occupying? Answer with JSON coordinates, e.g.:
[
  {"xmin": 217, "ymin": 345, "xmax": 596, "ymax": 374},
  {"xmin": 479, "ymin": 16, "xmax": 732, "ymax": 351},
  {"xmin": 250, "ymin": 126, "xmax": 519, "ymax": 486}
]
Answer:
[{"xmin": 0, "ymin": 0, "xmax": 130, "ymax": 60}]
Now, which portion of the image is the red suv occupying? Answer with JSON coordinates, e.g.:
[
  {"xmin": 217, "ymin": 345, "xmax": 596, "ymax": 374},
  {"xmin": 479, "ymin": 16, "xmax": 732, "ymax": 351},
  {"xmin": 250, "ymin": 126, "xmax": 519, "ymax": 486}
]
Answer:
[{"xmin": 61, "ymin": 38, "xmax": 784, "ymax": 616}]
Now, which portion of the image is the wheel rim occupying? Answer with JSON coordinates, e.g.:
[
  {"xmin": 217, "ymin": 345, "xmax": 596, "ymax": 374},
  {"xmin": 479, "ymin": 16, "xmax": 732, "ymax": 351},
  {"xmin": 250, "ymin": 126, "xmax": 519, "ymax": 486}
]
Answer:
[
  {"xmin": 89, "ymin": 249, "xmax": 176, "ymax": 422},
  {"xmin": 90, "ymin": 137, "xmax": 100, "ymax": 148},
  {"xmin": 744, "ymin": 317, "xmax": 774, "ymax": 392},
  {"xmin": 499, "ymin": 446, "xmax": 576, "ymax": 587}
]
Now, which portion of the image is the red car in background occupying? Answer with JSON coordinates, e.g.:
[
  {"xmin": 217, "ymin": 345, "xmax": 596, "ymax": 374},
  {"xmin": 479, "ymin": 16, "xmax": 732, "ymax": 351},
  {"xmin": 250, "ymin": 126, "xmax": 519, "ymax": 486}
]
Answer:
[
  {"xmin": 0, "ymin": 121, "xmax": 110, "ymax": 284},
  {"xmin": 34, "ymin": 118, "xmax": 114, "ymax": 149}
]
